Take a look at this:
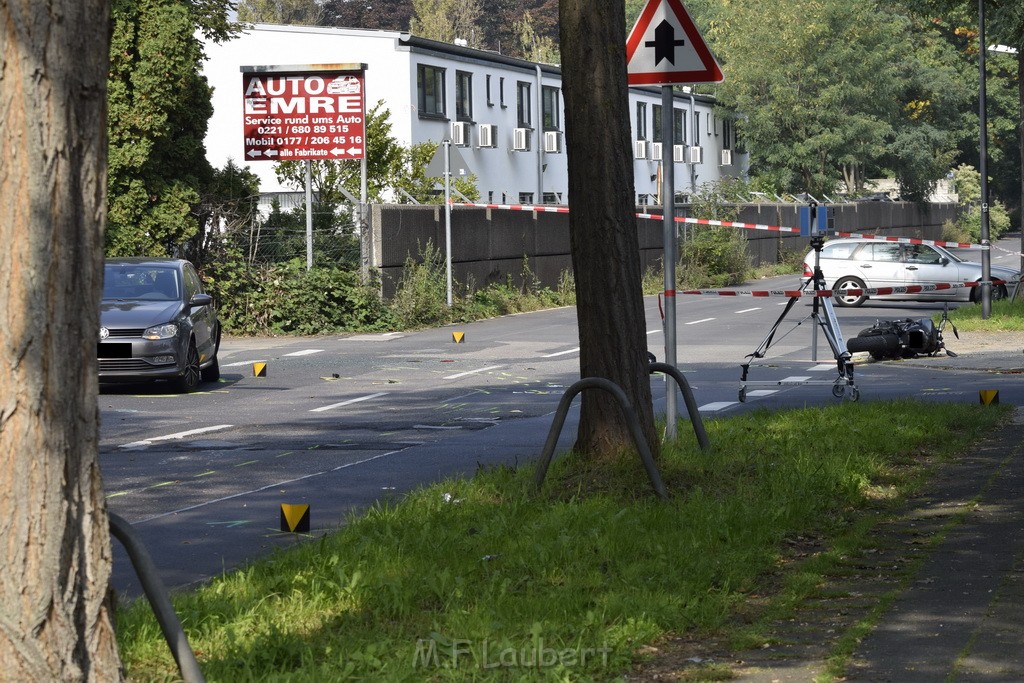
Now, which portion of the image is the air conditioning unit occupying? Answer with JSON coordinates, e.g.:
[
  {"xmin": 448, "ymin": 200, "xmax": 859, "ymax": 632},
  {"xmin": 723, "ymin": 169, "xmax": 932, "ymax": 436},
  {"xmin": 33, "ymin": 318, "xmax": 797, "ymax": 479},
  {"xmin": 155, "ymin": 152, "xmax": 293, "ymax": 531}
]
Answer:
[
  {"xmin": 450, "ymin": 121, "xmax": 470, "ymax": 146},
  {"xmin": 720, "ymin": 149, "xmax": 734, "ymax": 166},
  {"xmin": 673, "ymin": 144, "xmax": 686, "ymax": 163},
  {"xmin": 478, "ymin": 123, "xmax": 496, "ymax": 148},
  {"xmin": 512, "ymin": 127, "xmax": 530, "ymax": 151},
  {"xmin": 634, "ymin": 140, "xmax": 648, "ymax": 159},
  {"xmin": 543, "ymin": 131, "xmax": 562, "ymax": 153},
  {"xmin": 650, "ymin": 142, "xmax": 663, "ymax": 161},
  {"xmin": 688, "ymin": 146, "xmax": 704, "ymax": 164}
]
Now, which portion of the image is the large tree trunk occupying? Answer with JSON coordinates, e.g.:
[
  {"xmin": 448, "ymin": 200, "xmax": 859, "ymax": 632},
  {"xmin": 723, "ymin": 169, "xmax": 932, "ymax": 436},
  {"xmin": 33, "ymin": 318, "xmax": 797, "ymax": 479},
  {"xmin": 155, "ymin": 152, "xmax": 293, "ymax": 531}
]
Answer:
[
  {"xmin": 0, "ymin": 1, "xmax": 121, "ymax": 680},
  {"xmin": 560, "ymin": 0, "xmax": 659, "ymax": 460}
]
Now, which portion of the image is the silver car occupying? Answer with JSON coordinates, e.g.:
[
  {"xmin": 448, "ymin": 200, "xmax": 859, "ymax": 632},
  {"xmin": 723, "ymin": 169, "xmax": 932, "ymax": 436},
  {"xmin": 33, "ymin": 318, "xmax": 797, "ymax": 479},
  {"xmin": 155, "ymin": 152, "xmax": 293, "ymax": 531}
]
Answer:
[
  {"xmin": 804, "ymin": 238, "xmax": 1020, "ymax": 307},
  {"xmin": 99, "ymin": 258, "xmax": 220, "ymax": 392}
]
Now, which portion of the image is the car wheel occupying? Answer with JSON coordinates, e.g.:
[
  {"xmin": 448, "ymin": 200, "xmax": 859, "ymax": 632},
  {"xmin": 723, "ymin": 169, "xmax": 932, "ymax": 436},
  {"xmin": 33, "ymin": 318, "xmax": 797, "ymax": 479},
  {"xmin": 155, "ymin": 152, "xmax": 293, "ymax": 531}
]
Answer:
[
  {"xmin": 994, "ymin": 284, "xmax": 1008, "ymax": 300},
  {"xmin": 172, "ymin": 340, "xmax": 201, "ymax": 393},
  {"xmin": 832, "ymin": 276, "xmax": 867, "ymax": 307}
]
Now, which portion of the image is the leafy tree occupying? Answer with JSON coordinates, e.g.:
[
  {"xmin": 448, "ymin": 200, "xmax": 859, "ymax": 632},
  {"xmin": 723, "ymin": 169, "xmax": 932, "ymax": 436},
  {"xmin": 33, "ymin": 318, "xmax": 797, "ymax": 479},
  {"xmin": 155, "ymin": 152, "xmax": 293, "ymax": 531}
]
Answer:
[
  {"xmin": 698, "ymin": 0, "xmax": 977, "ymax": 200},
  {"xmin": 395, "ymin": 141, "xmax": 480, "ymax": 204},
  {"xmin": 322, "ymin": 0, "xmax": 413, "ymax": 30},
  {"xmin": 410, "ymin": 0, "xmax": 483, "ymax": 46},
  {"xmin": 1, "ymin": 0, "xmax": 123, "ymax": 677},
  {"xmin": 106, "ymin": 0, "xmax": 237, "ymax": 257},
  {"xmin": 237, "ymin": 0, "xmax": 324, "ymax": 24},
  {"xmin": 561, "ymin": 0, "xmax": 659, "ymax": 461},
  {"xmin": 515, "ymin": 11, "xmax": 560, "ymax": 64}
]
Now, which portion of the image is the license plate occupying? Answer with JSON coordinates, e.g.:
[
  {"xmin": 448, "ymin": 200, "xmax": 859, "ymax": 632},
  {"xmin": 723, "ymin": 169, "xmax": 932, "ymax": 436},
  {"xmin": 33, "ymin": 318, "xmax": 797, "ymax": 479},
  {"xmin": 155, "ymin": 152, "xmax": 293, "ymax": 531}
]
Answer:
[{"xmin": 97, "ymin": 343, "xmax": 132, "ymax": 359}]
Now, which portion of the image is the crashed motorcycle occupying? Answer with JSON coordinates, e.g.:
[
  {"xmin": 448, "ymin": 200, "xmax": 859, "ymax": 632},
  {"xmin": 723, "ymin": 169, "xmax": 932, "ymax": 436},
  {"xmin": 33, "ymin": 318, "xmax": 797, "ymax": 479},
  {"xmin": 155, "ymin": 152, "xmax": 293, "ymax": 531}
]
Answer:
[{"xmin": 846, "ymin": 308, "xmax": 958, "ymax": 360}]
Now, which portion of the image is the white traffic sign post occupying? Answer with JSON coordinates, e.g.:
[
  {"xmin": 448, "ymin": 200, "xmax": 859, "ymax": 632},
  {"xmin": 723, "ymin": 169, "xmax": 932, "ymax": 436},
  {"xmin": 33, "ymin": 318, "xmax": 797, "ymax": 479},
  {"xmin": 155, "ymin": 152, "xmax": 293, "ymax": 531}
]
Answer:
[
  {"xmin": 627, "ymin": 0, "xmax": 722, "ymax": 439},
  {"xmin": 426, "ymin": 142, "xmax": 471, "ymax": 307},
  {"xmin": 240, "ymin": 64, "xmax": 368, "ymax": 269}
]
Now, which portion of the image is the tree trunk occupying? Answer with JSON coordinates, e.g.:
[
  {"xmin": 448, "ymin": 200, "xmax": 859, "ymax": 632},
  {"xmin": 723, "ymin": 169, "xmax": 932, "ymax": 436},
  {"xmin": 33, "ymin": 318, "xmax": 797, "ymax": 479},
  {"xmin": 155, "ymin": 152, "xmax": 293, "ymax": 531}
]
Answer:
[
  {"xmin": 560, "ymin": 0, "xmax": 659, "ymax": 460},
  {"xmin": 0, "ymin": 1, "xmax": 121, "ymax": 680}
]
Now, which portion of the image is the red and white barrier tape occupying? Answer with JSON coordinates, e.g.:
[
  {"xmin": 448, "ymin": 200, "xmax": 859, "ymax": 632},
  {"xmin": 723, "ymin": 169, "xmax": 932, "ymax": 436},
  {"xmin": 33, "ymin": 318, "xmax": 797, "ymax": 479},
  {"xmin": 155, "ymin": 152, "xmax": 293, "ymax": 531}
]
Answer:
[
  {"xmin": 681, "ymin": 282, "xmax": 977, "ymax": 298},
  {"xmin": 449, "ymin": 201, "xmax": 985, "ymax": 249}
]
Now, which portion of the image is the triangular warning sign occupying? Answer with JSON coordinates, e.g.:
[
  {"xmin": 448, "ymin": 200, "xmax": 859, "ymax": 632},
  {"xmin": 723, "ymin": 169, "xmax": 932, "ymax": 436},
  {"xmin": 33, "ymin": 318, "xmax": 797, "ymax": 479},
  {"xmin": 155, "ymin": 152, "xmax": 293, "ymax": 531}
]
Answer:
[{"xmin": 626, "ymin": 0, "xmax": 724, "ymax": 85}]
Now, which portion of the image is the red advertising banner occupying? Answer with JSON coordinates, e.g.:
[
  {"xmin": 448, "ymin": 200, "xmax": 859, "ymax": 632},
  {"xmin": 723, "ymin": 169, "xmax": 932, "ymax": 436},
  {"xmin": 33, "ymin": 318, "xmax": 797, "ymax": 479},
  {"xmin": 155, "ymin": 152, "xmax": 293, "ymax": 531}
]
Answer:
[{"xmin": 242, "ymin": 67, "xmax": 366, "ymax": 161}]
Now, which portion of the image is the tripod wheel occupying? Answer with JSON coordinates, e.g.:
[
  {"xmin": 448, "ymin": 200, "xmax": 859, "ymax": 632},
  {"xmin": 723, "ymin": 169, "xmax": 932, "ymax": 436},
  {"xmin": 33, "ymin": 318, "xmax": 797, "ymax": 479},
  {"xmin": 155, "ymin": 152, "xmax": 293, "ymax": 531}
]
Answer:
[
  {"xmin": 832, "ymin": 384, "xmax": 845, "ymax": 398},
  {"xmin": 738, "ymin": 387, "xmax": 746, "ymax": 403}
]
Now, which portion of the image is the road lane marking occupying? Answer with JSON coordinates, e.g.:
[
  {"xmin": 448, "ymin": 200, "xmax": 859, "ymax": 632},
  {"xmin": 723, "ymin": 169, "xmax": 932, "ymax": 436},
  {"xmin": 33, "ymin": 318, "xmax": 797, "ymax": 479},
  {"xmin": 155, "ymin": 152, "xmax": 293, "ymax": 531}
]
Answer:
[
  {"xmin": 540, "ymin": 348, "xmax": 581, "ymax": 358},
  {"xmin": 735, "ymin": 307, "xmax": 761, "ymax": 313},
  {"xmin": 809, "ymin": 364, "xmax": 835, "ymax": 372},
  {"xmin": 119, "ymin": 424, "xmax": 233, "ymax": 449},
  {"xmin": 698, "ymin": 401, "xmax": 736, "ymax": 412},
  {"xmin": 647, "ymin": 329, "xmax": 661, "ymax": 335},
  {"xmin": 685, "ymin": 318, "xmax": 716, "ymax": 325},
  {"xmin": 745, "ymin": 389, "xmax": 779, "ymax": 397},
  {"xmin": 283, "ymin": 349, "xmax": 323, "ymax": 357},
  {"xmin": 310, "ymin": 392, "xmax": 389, "ymax": 412},
  {"xmin": 222, "ymin": 359, "xmax": 267, "ymax": 367},
  {"xmin": 132, "ymin": 448, "xmax": 410, "ymax": 524},
  {"xmin": 780, "ymin": 376, "xmax": 812, "ymax": 383},
  {"xmin": 442, "ymin": 365, "xmax": 502, "ymax": 380}
]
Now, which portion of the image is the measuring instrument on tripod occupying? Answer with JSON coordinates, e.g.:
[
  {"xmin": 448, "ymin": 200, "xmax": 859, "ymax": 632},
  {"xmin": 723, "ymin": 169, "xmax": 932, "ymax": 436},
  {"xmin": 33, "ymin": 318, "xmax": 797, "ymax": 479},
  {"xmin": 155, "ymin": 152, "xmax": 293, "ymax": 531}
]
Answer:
[{"xmin": 739, "ymin": 202, "xmax": 859, "ymax": 402}]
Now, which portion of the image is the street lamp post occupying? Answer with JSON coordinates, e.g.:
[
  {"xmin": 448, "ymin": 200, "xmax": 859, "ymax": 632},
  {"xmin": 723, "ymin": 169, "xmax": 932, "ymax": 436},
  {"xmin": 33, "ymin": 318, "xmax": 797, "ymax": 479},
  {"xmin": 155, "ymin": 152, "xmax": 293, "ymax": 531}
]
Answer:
[{"xmin": 979, "ymin": 0, "xmax": 992, "ymax": 318}]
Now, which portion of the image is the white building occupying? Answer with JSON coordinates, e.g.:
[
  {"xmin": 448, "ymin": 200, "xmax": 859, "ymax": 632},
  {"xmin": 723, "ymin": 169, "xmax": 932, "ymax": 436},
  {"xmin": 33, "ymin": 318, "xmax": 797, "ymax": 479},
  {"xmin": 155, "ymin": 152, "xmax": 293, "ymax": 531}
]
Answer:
[{"xmin": 201, "ymin": 24, "xmax": 747, "ymax": 205}]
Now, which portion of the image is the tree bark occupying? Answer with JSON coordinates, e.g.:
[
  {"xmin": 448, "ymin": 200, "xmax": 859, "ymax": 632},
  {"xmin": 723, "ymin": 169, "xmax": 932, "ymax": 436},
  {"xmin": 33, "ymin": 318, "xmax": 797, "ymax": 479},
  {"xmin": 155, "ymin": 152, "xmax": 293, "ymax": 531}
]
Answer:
[
  {"xmin": 560, "ymin": 0, "xmax": 659, "ymax": 460},
  {"xmin": 0, "ymin": 1, "xmax": 121, "ymax": 680}
]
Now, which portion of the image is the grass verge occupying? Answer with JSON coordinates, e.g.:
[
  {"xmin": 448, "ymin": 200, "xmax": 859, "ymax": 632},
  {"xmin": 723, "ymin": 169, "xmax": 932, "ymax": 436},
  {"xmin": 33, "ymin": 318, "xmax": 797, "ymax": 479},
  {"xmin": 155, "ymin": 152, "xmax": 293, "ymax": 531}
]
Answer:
[
  {"xmin": 116, "ymin": 400, "xmax": 1009, "ymax": 682},
  {"xmin": 944, "ymin": 295, "xmax": 1024, "ymax": 332}
]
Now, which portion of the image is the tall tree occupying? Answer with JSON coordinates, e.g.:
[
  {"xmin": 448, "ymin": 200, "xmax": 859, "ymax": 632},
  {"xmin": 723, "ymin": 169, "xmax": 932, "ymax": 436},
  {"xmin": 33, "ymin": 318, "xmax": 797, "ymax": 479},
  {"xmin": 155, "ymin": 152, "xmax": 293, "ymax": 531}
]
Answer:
[
  {"xmin": 0, "ymin": 0, "xmax": 122, "ymax": 679},
  {"xmin": 106, "ymin": 0, "xmax": 235, "ymax": 257},
  {"xmin": 322, "ymin": 0, "xmax": 413, "ymax": 31},
  {"xmin": 560, "ymin": 0, "xmax": 659, "ymax": 459},
  {"xmin": 410, "ymin": 0, "xmax": 482, "ymax": 46},
  {"xmin": 237, "ymin": 0, "xmax": 324, "ymax": 24}
]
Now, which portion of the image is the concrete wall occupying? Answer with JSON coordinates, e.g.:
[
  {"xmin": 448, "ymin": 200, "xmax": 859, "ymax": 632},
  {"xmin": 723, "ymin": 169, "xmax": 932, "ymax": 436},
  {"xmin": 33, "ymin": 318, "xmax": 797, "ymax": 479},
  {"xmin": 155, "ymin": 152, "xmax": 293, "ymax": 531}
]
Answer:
[{"xmin": 369, "ymin": 202, "xmax": 960, "ymax": 297}]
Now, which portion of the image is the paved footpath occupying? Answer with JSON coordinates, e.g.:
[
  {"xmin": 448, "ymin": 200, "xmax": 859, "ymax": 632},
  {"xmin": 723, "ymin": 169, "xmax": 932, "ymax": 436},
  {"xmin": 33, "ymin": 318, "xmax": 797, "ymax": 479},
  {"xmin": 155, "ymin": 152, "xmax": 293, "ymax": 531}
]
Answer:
[{"xmin": 719, "ymin": 407, "xmax": 1024, "ymax": 682}]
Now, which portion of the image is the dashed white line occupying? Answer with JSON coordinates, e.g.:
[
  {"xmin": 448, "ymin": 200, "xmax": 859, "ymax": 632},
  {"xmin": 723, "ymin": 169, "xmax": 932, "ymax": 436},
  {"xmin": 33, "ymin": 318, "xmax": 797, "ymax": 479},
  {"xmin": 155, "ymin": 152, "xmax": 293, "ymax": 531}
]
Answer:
[
  {"xmin": 699, "ymin": 401, "xmax": 736, "ymax": 412},
  {"xmin": 120, "ymin": 425, "xmax": 234, "ymax": 449},
  {"xmin": 542, "ymin": 347, "xmax": 579, "ymax": 358},
  {"xmin": 809, "ymin": 364, "xmax": 835, "ymax": 372},
  {"xmin": 310, "ymin": 392, "xmax": 389, "ymax": 413},
  {"xmin": 685, "ymin": 318, "xmax": 716, "ymax": 325},
  {"xmin": 442, "ymin": 365, "xmax": 503, "ymax": 380},
  {"xmin": 222, "ymin": 359, "xmax": 266, "ymax": 368},
  {"xmin": 735, "ymin": 307, "xmax": 761, "ymax": 314},
  {"xmin": 780, "ymin": 376, "xmax": 812, "ymax": 384},
  {"xmin": 745, "ymin": 389, "xmax": 779, "ymax": 397},
  {"xmin": 283, "ymin": 349, "xmax": 323, "ymax": 357}
]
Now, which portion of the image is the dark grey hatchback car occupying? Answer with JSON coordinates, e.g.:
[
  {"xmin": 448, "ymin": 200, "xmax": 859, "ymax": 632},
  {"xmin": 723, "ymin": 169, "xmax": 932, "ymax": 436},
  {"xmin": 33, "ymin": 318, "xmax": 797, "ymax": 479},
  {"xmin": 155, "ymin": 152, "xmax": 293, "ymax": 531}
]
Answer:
[{"xmin": 99, "ymin": 258, "xmax": 220, "ymax": 392}]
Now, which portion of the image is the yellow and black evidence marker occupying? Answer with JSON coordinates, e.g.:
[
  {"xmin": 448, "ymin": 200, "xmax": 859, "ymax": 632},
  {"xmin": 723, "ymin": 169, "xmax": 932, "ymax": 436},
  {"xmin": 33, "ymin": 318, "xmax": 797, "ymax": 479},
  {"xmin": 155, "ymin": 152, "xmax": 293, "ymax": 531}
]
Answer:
[
  {"xmin": 979, "ymin": 390, "xmax": 1000, "ymax": 405},
  {"xmin": 253, "ymin": 362, "xmax": 268, "ymax": 378},
  {"xmin": 452, "ymin": 331, "xmax": 465, "ymax": 343},
  {"xmin": 280, "ymin": 504, "xmax": 310, "ymax": 533}
]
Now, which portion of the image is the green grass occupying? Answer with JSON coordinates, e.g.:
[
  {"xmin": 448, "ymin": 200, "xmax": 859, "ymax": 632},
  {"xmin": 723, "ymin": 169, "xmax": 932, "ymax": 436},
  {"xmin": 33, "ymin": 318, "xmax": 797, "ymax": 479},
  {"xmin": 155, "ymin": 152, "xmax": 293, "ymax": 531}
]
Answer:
[
  {"xmin": 116, "ymin": 400, "xmax": 1009, "ymax": 682},
  {"xmin": 944, "ymin": 295, "xmax": 1024, "ymax": 332}
]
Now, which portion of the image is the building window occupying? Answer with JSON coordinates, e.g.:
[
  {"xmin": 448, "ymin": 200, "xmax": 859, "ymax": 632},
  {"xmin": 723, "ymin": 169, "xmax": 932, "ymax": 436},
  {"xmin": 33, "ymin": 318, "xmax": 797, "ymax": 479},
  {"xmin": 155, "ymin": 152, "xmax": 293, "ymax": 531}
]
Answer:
[
  {"xmin": 516, "ymin": 81, "xmax": 531, "ymax": 127},
  {"xmin": 542, "ymin": 86, "xmax": 560, "ymax": 130},
  {"xmin": 499, "ymin": 77, "xmax": 506, "ymax": 108},
  {"xmin": 455, "ymin": 71, "xmax": 473, "ymax": 121},
  {"xmin": 636, "ymin": 102, "xmax": 647, "ymax": 139},
  {"xmin": 486, "ymin": 75, "xmax": 493, "ymax": 106},
  {"xmin": 519, "ymin": 192, "xmax": 534, "ymax": 204},
  {"xmin": 652, "ymin": 104, "xmax": 663, "ymax": 143},
  {"xmin": 693, "ymin": 110, "xmax": 700, "ymax": 140},
  {"xmin": 674, "ymin": 108, "xmax": 685, "ymax": 144},
  {"xmin": 417, "ymin": 64, "xmax": 446, "ymax": 118},
  {"xmin": 723, "ymin": 119, "xmax": 733, "ymax": 149}
]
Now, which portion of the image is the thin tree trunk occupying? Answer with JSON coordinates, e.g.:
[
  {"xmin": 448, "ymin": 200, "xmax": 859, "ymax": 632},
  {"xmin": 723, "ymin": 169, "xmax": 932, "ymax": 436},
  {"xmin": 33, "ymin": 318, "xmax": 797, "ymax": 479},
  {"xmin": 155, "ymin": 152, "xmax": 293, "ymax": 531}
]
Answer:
[
  {"xmin": 560, "ymin": 0, "xmax": 659, "ymax": 461},
  {"xmin": 0, "ymin": 1, "xmax": 121, "ymax": 680}
]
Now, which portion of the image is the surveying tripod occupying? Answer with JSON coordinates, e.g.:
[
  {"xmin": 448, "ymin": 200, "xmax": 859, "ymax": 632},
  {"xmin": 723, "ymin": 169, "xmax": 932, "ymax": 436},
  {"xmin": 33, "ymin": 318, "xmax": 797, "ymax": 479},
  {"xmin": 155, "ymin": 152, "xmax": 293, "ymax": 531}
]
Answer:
[{"xmin": 738, "ymin": 233, "xmax": 859, "ymax": 402}]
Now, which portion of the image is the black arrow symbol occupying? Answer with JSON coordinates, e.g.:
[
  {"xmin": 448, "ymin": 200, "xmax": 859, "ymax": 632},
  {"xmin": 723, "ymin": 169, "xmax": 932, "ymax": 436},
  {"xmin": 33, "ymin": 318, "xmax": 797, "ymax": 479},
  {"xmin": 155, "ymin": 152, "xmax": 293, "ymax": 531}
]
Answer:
[{"xmin": 645, "ymin": 20, "xmax": 686, "ymax": 66}]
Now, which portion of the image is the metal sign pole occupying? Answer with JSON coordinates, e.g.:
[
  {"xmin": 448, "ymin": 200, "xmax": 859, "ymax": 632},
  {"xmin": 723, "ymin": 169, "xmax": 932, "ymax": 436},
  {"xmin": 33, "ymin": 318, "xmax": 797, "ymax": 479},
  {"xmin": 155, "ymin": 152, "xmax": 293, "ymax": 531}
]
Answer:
[
  {"xmin": 304, "ymin": 160, "xmax": 313, "ymax": 271},
  {"xmin": 661, "ymin": 85, "xmax": 678, "ymax": 439},
  {"xmin": 444, "ymin": 138, "xmax": 453, "ymax": 307}
]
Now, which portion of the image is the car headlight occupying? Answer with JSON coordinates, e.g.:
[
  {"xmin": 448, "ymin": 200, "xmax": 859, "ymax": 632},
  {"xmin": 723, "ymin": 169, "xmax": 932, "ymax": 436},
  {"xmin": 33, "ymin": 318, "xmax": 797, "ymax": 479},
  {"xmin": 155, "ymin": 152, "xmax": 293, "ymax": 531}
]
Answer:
[{"xmin": 143, "ymin": 323, "xmax": 178, "ymax": 340}]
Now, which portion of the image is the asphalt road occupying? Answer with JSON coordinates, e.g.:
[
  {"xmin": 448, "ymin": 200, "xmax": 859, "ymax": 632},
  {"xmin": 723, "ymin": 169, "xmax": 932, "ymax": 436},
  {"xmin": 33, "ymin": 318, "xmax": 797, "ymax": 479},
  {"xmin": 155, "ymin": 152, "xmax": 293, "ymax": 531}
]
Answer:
[{"xmin": 100, "ymin": 237, "xmax": 1024, "ymax": 598}]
